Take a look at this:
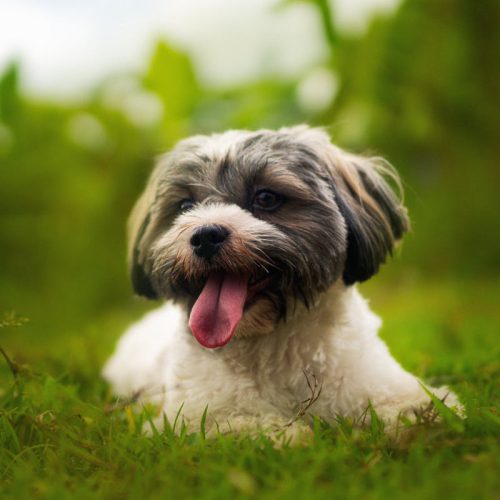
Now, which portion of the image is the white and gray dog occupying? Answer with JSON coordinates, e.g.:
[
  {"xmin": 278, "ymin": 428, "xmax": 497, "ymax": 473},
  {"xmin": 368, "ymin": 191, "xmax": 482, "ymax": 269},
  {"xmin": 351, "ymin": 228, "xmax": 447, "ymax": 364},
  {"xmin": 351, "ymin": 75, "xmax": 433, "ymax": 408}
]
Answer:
[{"xmin": 103, "ymin": 125, "xmax": 460, "ymax": 439}]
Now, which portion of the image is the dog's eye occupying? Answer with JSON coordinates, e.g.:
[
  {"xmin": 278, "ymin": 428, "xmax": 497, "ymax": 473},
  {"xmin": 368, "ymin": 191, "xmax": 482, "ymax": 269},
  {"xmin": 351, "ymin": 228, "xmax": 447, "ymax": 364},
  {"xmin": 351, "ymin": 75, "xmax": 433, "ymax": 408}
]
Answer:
[
  {"xmin": 179, "ymin": 198, "xmax": 195, "ymax": 212},
  {"xmin": 252, "ymin": 190, "xmax": 284, "ymax": 212}
]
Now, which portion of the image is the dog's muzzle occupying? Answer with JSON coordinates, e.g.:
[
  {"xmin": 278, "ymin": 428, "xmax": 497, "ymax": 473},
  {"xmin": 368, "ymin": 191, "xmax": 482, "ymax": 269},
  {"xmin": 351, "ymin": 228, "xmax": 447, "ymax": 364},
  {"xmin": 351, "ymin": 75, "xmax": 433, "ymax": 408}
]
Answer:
[
  {"xmin": 153, "ymin": 203, "xmax": 280, "ymax": 349},
  {"xmin": 186, "ymin": 223, "xmax": 248, "ymax": 349}
]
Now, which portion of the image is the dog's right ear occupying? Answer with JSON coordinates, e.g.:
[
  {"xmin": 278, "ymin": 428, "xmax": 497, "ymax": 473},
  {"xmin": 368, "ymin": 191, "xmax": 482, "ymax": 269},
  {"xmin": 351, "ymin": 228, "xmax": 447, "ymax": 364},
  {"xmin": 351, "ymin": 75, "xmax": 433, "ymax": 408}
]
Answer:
[{"xmin": 127, "ymin": 171, "xmax": 161, "ymax": 300}]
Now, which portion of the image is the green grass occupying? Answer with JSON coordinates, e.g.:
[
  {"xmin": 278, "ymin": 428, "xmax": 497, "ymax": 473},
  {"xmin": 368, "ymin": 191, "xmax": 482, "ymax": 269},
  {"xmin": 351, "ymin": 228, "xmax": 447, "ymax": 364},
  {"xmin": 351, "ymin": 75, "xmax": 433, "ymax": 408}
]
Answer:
[{"xmin": 1, "ymin": 278, "xmax": 499, "ymax": 499}]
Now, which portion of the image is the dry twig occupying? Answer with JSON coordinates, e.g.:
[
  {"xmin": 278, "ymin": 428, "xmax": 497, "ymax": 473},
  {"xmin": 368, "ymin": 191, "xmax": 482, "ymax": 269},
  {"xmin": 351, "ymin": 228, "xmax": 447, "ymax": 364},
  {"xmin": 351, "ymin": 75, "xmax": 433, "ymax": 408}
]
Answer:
[{"xmin": 284, "ymin": 369, "xmax": 323, "ymax": 428}]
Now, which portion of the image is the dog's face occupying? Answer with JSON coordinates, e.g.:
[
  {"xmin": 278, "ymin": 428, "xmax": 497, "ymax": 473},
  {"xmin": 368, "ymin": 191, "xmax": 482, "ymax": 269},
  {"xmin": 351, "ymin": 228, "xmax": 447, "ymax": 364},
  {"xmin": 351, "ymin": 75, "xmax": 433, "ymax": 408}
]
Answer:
[{"xmin": 129, "ymin": 126, "xmax": 409, "ymax": 348}]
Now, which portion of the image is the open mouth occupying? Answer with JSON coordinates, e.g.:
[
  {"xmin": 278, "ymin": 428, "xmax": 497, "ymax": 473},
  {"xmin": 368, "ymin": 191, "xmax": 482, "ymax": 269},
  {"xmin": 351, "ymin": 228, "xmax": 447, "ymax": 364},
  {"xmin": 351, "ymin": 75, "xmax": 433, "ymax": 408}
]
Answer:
[{"xmin": 188, "ymin": 270, "xmax": 271, "ymax": 349}]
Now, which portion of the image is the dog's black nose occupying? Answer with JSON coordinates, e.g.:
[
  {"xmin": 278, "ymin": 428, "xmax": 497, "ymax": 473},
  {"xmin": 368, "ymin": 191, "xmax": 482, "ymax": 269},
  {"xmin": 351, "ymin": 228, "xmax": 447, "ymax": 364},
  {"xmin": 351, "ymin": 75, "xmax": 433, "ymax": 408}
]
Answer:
[{"xmin": 190, "ymin": 225, "xmax": 229, "ymax": 260}]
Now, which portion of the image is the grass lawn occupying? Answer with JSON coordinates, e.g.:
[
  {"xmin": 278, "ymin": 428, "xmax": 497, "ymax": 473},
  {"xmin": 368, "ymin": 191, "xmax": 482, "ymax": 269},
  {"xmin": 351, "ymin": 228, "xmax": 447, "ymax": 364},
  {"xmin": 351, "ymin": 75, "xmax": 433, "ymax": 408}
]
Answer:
[{"xmin": 1, "ymin": 277, "xmax": 499, "ymax": 499}]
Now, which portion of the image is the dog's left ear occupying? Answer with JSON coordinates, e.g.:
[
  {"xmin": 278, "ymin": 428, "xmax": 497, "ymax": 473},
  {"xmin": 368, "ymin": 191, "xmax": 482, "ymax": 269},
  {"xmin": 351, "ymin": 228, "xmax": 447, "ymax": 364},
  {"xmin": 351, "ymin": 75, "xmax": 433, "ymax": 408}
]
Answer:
[
  {"xmin": 280, "ymin": 126, "xmax": 409, "ymax": 285},
  {"xmin": 127, "ymin": 168, "xmax": 162, "ymax": 300},
  {"xmin": 328, "ymin": 149, "xmax": 410, "ymax": 285}
]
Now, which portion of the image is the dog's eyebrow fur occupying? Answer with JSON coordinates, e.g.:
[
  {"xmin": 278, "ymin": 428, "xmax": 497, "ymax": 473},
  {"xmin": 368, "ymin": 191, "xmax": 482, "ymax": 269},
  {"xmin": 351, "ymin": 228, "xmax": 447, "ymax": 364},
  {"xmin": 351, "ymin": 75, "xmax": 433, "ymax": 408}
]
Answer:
[{"xmin": 255, "ymin": 164, "xmax": 316, "ymax": 200}]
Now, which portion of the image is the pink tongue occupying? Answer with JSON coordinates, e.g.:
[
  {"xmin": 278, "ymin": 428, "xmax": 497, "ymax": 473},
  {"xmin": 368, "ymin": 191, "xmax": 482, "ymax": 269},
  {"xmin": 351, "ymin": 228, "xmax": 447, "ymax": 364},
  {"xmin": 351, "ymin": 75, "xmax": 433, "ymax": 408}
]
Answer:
[{"xmin": 189, "ymin": 273, "xmax": 248, "ymax": 348}]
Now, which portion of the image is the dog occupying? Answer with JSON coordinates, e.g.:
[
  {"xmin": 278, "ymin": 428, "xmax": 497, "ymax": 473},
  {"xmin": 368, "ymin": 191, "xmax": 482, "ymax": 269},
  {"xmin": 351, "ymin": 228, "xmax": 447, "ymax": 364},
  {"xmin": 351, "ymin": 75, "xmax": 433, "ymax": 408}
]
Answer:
[{"xmin": 103, "ymin": 125, "xmax": 460, "ymax": 440}]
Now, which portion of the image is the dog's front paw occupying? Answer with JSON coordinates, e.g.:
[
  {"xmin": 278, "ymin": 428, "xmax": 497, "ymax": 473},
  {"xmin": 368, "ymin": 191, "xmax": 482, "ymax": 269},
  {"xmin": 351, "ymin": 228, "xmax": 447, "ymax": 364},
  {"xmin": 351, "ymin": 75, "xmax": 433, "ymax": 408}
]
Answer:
[
  {"xmin": 425, "ymin": 385, "xmax": 464, "ymax": 417},
  {"xmin": 215, "ymin": 415, "xmax": 313, "ymax": 447},
  {"xmin": 373, "ymin": 385, "xmax": 464, "ymax": 440},
  {"xmin": 268, "ymin": 421, "xmax": 314, "ymax": 448}
]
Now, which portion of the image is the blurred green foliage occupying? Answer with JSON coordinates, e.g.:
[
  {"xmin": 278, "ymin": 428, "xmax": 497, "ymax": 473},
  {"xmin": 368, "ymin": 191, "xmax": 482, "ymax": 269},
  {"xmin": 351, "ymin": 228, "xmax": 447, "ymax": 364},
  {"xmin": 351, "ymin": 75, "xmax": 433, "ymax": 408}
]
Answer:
[{"xmin": 0, "ymin": 0, "xmax": 498, "ymax": 342}]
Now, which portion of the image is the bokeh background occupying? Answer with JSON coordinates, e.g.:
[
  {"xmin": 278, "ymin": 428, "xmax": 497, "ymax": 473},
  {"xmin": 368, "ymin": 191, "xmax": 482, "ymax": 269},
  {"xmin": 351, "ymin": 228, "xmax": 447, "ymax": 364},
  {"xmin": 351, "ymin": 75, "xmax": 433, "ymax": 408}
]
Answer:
[{"xmin": 1, "ymin": 0, "xmax": 499, "ymax": 368}]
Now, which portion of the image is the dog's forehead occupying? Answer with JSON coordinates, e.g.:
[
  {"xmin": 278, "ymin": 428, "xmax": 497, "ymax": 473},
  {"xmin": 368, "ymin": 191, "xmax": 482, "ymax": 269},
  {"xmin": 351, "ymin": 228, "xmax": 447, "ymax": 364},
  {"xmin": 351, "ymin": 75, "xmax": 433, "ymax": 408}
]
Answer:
[
  {"xmin": 166, "ymin": 130, "xmax": 328, "ymax": 199},
  {"xmin": 196, "ymin": 129, "xmax": 321, "ymax": 166}
]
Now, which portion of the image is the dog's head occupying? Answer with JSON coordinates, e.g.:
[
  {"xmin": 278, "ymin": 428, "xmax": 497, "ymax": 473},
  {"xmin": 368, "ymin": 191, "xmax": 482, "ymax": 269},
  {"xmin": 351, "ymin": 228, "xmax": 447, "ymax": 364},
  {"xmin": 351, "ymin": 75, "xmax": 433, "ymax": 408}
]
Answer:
[{"xmin": 128, "ymin": 126, "xmax": 409, "ymax": 348}]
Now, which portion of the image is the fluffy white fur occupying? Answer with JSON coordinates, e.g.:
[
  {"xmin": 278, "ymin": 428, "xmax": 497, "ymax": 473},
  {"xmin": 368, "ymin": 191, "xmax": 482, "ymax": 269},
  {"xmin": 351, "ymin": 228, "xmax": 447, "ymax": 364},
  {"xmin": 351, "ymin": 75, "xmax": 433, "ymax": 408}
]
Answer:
[{"xmin": 103, "ymin": 282, "xmax": 459, "ymax": 437}]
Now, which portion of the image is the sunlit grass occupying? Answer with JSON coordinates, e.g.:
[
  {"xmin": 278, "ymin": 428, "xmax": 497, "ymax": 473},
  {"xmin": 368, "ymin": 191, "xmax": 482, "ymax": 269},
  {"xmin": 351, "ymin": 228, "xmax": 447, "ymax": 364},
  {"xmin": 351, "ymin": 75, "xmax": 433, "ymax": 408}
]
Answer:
[{"xmin": 1, "ymin": 279, "xmax": 499, "ymax": 499}]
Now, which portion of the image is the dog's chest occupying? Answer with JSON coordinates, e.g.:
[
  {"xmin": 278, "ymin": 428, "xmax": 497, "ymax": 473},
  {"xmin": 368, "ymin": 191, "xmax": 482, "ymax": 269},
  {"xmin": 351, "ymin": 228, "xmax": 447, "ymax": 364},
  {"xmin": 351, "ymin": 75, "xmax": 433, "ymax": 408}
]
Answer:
[
  {"xmin": 164, "ymin": 289, "xmax": 356, "ymax": 419},
  {"xmin": 200, "ymin": 329, "xmax": 338, "ymax": 416}
]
